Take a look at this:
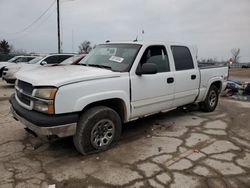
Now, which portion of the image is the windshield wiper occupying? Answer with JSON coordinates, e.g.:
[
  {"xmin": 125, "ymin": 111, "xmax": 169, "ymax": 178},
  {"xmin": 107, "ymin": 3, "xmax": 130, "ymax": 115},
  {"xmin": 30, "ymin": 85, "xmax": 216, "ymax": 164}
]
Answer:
[{"xmin": 84, "ymin": 64, "xmax": 112, "ymax": 70}]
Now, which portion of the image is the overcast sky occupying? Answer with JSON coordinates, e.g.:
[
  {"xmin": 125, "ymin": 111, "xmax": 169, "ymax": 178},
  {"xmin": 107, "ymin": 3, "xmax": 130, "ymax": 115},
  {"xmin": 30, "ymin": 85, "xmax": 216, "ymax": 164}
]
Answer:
[{"xmin": 0, "ymin": 0, "xmax": 249, "ymax": 62}]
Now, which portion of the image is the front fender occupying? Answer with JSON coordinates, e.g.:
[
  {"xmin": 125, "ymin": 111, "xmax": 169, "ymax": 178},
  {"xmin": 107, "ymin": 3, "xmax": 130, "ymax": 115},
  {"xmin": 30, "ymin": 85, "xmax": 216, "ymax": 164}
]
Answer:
[{"xmin": 74, "ymin": 90, "xmax": 130, "ymax": 120}]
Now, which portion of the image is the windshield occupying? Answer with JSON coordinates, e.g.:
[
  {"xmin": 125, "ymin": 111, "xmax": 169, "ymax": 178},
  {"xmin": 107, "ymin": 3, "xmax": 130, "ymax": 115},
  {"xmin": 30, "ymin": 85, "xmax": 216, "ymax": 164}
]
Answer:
[
  {"xmin": 79, "ymin": 44, "xmax": 142, "ymax": 72},
  {"xmin": 27, "ymin": 56, "xmax": 44, "ymax": 64},
  {"xmin": 8, "ymin": 56, "xmax": 19, "ymax": 63},
  {"xmin": 7, "ymin": 56, "xmax": 35, "ymax": 63}
]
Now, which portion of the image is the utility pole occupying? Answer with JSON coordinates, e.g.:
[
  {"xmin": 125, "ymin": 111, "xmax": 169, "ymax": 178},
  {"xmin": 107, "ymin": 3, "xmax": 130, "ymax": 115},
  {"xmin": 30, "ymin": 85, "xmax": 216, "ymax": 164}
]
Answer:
[{"xmin": 57, "ymin": 0, "xmax": 61, "ymax": 53}]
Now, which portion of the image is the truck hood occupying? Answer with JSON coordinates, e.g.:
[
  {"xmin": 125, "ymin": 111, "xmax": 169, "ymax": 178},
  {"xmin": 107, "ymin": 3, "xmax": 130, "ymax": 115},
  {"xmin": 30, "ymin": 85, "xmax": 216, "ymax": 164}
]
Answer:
[{"xmin": 16, "ymin": 65, "xmax": 121, "ymax": 87}]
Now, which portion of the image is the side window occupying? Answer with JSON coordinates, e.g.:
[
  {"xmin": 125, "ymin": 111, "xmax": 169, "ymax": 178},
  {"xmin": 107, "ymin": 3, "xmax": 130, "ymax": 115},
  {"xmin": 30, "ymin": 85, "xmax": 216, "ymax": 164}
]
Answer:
[
  {"xmin": 140, "ymin": 46, "xmax": 170, "ymax": 73},
  {"xmin": 44, "ymin": 55, "xmax": 73, "ymax": 64},
  {"xmin": 15, "ymin": 57, "xmax": 25, "ymax": 63},
  {"xmin": 44, "ymin": 56, "xmax": 59, "ymax": 64},
  {"xmin": 171, "ymin": 46, "xmax": 194, "ymax": 71},
  {"xmin": 27, "ymin": 57, "xmax": 34, "ymax": 61},
  {"xmin": 58, "ymin": 55, "xmax": 72, "ymax": 63}
]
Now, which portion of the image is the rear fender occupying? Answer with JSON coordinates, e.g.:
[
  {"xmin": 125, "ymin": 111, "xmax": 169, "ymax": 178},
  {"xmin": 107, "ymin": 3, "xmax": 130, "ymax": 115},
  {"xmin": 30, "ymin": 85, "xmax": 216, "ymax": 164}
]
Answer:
[{"xmin": 201, "ymin": 77, "xmax": 223, "ymax": 101}]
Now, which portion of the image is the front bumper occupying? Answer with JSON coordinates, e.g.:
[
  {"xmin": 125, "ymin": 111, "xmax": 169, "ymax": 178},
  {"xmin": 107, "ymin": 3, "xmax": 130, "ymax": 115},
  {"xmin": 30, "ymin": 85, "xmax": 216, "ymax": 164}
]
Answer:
[{"xmin": 10, "ymin": 95, "xmax": 79, "ymax": 137}]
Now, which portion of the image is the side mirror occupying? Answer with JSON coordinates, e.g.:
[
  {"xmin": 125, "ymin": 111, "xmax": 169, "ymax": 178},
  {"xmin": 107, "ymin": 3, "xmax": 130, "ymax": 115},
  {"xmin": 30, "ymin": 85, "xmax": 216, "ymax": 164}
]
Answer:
[
  {"xmin": 40, "ymin": 61, "xmax": 47, "ymax": 66},
  {"xmin": 136, "ymin": 63, "xmax": 157, "ymax": 75}
]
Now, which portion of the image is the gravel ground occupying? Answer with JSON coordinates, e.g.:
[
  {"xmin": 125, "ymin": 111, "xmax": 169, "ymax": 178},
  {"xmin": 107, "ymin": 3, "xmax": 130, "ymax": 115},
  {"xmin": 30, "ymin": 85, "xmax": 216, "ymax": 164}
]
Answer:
[{"xmin": 0, "ymin": 80, "xmax": 250, "ymax": 188}]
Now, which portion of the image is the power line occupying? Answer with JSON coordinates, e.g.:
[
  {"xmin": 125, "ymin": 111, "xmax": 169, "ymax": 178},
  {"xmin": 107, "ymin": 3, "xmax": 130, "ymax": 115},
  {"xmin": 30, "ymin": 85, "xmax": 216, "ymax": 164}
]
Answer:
[
  {"xmin": 8, "ymin": 7, "xmax": 57, "ymax": 41},
  {"xmin": 6, "ymin": 0, "xmax": 56, "ymax": 35}
]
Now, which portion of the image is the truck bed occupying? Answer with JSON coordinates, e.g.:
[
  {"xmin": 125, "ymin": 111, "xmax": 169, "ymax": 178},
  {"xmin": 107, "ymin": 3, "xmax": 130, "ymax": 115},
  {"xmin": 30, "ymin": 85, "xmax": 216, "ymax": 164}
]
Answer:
[
  {"xmin": 196, "ymin": 65, "xmax": 228, "ymax": 102},
  {"xmin": 198, "ymin": 62, "xmax": 228, "ymax": 69}
]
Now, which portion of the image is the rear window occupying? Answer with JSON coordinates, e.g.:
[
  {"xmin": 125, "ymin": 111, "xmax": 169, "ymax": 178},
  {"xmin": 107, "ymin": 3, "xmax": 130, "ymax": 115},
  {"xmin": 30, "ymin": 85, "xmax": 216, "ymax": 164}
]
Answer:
[{"xmin": 171, "ymin": 46, "xmax": 194, "ymax": 71}]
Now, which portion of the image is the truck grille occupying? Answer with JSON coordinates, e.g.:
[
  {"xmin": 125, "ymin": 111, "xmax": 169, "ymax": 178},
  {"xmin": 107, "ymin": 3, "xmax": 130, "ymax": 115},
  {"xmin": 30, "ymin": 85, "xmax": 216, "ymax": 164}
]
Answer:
[
  {"xmin": 17, "ymin": 80, "xmax": 34, "ymax": 95},
  {"xmin": 16, "ymin": 80, "xmax": 34, "ymax": 107},
  {"xmin": 16, "ymin": 90, "xmax": 31, "ymax": 105}
]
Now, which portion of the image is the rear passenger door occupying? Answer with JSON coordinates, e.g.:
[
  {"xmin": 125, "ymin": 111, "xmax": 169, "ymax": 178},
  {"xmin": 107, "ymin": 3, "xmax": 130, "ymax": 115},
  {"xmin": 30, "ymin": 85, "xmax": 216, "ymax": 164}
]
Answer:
[
  {"xmin": 171, "ymin": 46, "xmax": 199, "ymax": 107},
  {"xmin": 130, "ymin": 45, "xmax": 175, "ymax": 118}
]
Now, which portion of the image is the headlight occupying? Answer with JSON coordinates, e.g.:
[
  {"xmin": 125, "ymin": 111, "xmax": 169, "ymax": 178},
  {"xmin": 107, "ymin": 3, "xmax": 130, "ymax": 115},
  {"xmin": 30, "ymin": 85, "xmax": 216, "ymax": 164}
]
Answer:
[
  {"xmin": 33, "ymin": 101, "xmax": 51, "ymax": 113},
  {"xmin": 33, "ymin": 87, "xmax": 57, "ymax": 114},
  {"xmin": 34, "ymin": 87, "xmax": 57, "ymax": 100}
]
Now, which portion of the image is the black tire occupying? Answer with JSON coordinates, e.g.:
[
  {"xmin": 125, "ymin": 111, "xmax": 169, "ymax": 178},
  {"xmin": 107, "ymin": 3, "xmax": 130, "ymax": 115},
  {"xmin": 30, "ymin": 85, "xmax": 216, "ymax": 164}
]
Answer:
[
  {"xmin": 199, "ymin": 85, "xmax": 219, "ymax": 112},
  {"xmin": 73, "ymin": 106, "xmax": 122, "ymax": 155},
  {"xmin": 0, "ymin": 68, "xmax": 3, "ymax": 78}
]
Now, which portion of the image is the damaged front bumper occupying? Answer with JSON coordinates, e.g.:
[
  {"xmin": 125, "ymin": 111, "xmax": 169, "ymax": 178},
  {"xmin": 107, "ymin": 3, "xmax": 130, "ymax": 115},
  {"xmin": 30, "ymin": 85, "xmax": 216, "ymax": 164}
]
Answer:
[{"xmin": 10, "ymin": 95, "xmax": 78, "ymax": 138}]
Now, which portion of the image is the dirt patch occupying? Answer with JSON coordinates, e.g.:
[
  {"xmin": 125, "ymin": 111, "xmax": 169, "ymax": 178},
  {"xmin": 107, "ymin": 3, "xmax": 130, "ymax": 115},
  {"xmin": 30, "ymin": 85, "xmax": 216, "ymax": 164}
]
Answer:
[{"xmin": 229, "ymin": 69, "xmax": 250, "ymax": 78}]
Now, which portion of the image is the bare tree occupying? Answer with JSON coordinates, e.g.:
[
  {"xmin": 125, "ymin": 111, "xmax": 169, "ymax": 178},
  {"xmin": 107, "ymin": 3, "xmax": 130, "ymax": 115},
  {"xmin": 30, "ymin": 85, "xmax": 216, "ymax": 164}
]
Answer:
[
  {"xmin": 78, "ymin": 41, "xmax": 92, "ymax": 54},
  {"xmin": 231, "ymin": 48, "xmax": 240, "ymax": 63}
]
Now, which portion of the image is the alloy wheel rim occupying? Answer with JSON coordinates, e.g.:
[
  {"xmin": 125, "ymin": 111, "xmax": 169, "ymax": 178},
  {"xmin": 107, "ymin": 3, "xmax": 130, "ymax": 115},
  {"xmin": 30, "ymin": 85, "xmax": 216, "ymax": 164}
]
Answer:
[
  {"xmin": 209, "ymin": 90, "xmax": 217, "ymax": 107},
  {"xmin": 90, "ymin": 119, "xmax": 115, "ymax": 149}
]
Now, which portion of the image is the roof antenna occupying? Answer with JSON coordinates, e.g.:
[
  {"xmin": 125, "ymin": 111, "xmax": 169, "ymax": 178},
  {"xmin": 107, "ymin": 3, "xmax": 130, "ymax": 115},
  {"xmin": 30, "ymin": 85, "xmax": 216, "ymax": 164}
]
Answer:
[
  {"xmin": 133, "ymin": 36, "xmax": 138, "ymax": 42},
  {"xmin": 142, "ymin": 30, "xmax": 144, "ymax": 41}
]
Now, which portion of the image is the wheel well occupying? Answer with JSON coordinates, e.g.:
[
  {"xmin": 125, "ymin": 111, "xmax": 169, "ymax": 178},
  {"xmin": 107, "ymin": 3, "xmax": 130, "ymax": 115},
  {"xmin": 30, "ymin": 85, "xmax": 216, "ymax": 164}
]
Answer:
[
  {"xmin": 211, "ymin": 81, "xmax": 222, "ymax": 92},
  {"xmin": 82, "ymin": 98, "xmax": 127, "ymax": 123}
]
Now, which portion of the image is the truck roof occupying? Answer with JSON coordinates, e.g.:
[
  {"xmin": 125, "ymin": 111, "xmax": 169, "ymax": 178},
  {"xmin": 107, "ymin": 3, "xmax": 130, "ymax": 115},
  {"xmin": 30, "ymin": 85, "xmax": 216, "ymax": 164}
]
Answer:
[{"xmin": 100, "ymin": 41, "xmax": 192, "ymax": 47}]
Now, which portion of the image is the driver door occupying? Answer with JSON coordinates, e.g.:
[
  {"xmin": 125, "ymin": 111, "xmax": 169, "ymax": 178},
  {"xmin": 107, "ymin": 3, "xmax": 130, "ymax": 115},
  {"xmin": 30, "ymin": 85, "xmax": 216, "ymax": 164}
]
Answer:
[{"xmin": 130, "ymin": 45, "xmax": 175, "ymax": 118}]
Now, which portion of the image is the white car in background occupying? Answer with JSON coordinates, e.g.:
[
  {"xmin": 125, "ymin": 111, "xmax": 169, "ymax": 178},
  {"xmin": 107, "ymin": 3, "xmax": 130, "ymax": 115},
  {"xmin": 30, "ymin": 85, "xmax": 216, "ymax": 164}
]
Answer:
[
  {"xmin": 2, "ymin": 54, "xmax": 81, "ymax": 84},
  {"xmin": 0, "ymin": 55, "xmax": 37, "ymax": 77},
  {"xmin": 2, "ymin": 56, "xmax": 44, "ymax": 83}
]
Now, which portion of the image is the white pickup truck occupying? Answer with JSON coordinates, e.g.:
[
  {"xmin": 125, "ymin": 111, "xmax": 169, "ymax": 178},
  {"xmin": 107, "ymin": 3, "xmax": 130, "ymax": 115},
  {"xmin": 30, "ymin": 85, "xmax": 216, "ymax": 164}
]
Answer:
[{"xmin": 10, "ymin": 41, "xmax": 228, "ymax": 155}]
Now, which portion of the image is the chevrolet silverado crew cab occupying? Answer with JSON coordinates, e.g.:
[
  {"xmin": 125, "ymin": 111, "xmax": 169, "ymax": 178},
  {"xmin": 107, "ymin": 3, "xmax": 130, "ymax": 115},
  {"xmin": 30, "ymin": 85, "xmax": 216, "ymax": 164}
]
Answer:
[{"xmin": 10, "ymin": 41, "xmax": 228, "ymax": 155}]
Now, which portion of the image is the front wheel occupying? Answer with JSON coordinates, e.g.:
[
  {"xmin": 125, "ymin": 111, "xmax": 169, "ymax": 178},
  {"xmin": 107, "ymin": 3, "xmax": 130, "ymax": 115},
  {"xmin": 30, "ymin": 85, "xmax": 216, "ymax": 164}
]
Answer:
[
  {"xmin": 200, "ymin": 85, "xmax": 219, "ymax": 112},
  {"xmin": 73, "ymin": 106, "xmax": 122, "ymax": 155}
]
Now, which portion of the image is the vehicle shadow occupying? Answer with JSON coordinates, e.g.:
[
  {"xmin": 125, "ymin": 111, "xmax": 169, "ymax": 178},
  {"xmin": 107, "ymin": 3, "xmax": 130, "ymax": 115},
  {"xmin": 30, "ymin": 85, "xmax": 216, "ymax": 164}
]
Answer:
[
  {"xmin": 39, "ymin": 105, "xmax": 201, "ymax": 156},
  {"xmin": 121, "ymin": 104, "xmax": 200, "ymax": 143}
]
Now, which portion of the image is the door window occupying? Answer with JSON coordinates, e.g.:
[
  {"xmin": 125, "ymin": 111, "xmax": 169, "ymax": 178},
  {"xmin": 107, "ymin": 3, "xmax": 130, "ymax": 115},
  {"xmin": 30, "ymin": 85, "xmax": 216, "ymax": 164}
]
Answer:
[
  {"xmin": 171, "ymin": 46, "xmax": 194, "ymax": 71},
  {"xmin": 139, "ymin": 46, "xmax": 170, "ymax": 72}
]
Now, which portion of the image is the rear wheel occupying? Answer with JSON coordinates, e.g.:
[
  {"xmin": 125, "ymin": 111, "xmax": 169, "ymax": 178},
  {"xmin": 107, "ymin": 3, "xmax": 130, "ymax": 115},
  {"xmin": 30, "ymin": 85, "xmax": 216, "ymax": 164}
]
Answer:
[
  {"xmin": 73, "ymin": 106, "xmax": 122, "ymax": 155},
  {"xmin": 200, "ymin": 85, "xmax": 219, "ymax": 112}
]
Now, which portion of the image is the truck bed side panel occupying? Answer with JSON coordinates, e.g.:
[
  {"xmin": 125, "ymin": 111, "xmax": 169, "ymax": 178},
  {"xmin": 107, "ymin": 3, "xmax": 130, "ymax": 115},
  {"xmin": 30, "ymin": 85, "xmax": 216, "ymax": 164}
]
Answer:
[{"xmin": 196, "ymin": 66, "xmax": 228, "ymax": 102}]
